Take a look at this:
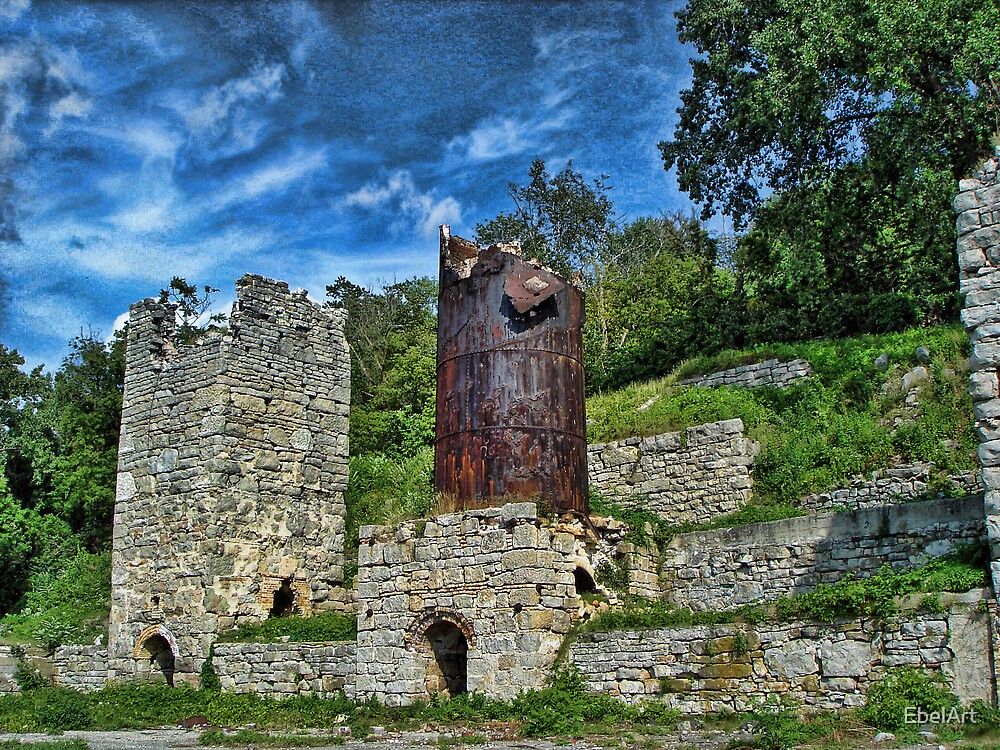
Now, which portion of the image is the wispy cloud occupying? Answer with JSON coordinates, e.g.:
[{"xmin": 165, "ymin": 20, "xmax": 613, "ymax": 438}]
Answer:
[
  {"xmin": 342, "ymin": 170, "xmax": 462, "ymax": 238},
  {"xmin": 175, "ymin": 63, "xmax": 286, "ymax": 159},
  {"xmin": 0, "ymin": 0, "xmax": 31, "ymax": 22},
  {"xmin": 213, "ymin": 147, "xmax": 328, "ymax": 211}
]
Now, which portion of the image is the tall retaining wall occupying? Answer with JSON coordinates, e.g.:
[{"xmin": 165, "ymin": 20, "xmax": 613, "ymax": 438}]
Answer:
[
  {"xmin": 212, "ymin": 641, "xmax": 356, "ymax": 698},
  {"xmin": 957, "ymin": 151, "xmax": 1000, "ymax": 594},
  {"xmin": 570, "ymin": 591, "xmax": 992, "ymax": 712},
  {"xmin": 679, "ymin": 358, "xmax": 811, "ymax": 389},
  {"xmin": 587, "ymin": 419, "xmax": 755, "ymax": 524},
  {"xmin": 661, "ymin": 496, "xmax": 985, "ymax": 611}
]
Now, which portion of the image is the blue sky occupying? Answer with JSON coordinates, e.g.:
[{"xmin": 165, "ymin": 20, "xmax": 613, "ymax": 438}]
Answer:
[{"xmin": 0, "ymin": 0, "xmax": 695, "ymax": 370}]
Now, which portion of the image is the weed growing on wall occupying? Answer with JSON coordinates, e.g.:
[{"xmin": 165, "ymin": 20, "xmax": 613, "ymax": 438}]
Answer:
[{"xmin": 344, "ymin": 448, "xmax": 434, "ymax": 546}]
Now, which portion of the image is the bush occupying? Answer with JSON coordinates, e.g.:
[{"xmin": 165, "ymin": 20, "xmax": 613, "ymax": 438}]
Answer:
[{"xmin": 860, "ymin": 667, "xmax": 960, "ymax": 730}]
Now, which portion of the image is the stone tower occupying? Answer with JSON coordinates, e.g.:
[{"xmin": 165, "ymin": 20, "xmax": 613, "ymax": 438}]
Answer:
[{"xmin": 108, "ymin": 275, "xmax": 351, "ymax": 685}]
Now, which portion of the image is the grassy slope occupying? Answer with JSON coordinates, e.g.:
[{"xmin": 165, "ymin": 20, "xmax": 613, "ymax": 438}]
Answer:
[{"xmin": 586, "ymin": 324, "xmax": 977, "ymax": 506}]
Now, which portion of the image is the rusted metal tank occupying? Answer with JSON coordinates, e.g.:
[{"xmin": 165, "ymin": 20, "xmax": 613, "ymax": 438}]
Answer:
[{"xmin": 434, "ymin": 225, "xmax": 588, "ymax": 514}]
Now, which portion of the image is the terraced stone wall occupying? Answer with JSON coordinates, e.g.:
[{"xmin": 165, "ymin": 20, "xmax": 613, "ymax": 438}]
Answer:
[
  {"xmin": 587, "ymin": 419, "xmax": 755, "ymax": 524},
  {"xmin": 570, "ymin": 591, "xmax": 991, "ymax": 712}
]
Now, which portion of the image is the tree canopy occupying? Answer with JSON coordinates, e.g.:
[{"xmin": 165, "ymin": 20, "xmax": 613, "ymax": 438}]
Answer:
[{"xmin": 662, "ymin": 0, "xmax": 999, "ymax": 227}]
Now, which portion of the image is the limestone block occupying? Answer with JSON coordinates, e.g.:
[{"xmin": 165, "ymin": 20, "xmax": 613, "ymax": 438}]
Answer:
[
  {"xmin": 819, "ymin": 639, "xmax": 871, "ymax": 677},
  {"xmin": 969, "ymin": 372, "xmax": 999, "ymax": 401}
]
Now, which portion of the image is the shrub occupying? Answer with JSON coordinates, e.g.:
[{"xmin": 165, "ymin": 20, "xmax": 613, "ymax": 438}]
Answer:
[{"xmin": 860, "ymin": 667, "xmax": 959, "ymax": 730}]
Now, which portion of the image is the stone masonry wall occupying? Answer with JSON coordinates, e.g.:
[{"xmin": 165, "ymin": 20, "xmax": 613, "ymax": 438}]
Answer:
[
  {"xmin": 679, "ymin": 358, "xmax": 812, "ymax": 389},
  {"xmin": 356, "ymin": 502, "xmax": 598, "ymax": 706},
  {"xmin": 212, "ymin": 641, "xmax": 356, "ymax": 699},
  {"xmin": 956, "ymin": 150, "xmax": 1000, "ymax": 595},
  {"xmin": 661, "ymin": 496, "xmax": 985, "ymax": 611},
  {"xmin": 108, "ymin": 274, "xmax": 351, "ymax": 685},
  {"xmin": 800, "ymin": 462, "xmax": 984, "ymax": 514},
  {"xmin": 587, "ymin": 419, "xmax": 755, "ymax": 524},
  {"xmin": 52, "ymin": 645, "xmax": 109, "ymax": 692},
  {"xmin": 570, "ymin": 591, "xmax": 992, "ymax": 712}
]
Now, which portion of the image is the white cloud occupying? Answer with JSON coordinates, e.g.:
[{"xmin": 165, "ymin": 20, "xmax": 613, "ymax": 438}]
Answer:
[
  {"xmin": 342, "ymin": 170, "xmax": 462, "ymax": 238},
  {"xmin": 45, "ymin": 92, "xmax": 94, "ymax": 136},
  {"xmin": 14, "ymin": 294, "xmax": 91, "ymax": 342},
  {"xmin": 174, "ymin": 63, "xmax": 286, "ymax": 158},
  {"xmin": 213, "ymin": 147, "xmax": 328, "ymax": 210},
  {"xmin": 446, "ymin": 110, "xmax": 572, "ymax": 164}
]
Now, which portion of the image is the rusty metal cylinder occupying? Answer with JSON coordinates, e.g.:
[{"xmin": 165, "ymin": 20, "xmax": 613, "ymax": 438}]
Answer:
[{"xmin": 434, "ymin": 226, "xmax": 588, "ymax": 514}]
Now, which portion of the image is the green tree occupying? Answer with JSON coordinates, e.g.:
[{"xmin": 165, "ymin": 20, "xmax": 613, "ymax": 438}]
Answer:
[
  {"xmin": 158, "ymin": 277, "xmax": 225, "ymax": 343},
  {"xmin": 476, "ymin": 161, "xmax": 732, "ymax": 391},
  {"xmin": 326, "ymin": 276, "xmax": 437, "ymax": 457},
  {"xmin": 661, "ymin": 0, "xmax": 999, "ymax": 339}
]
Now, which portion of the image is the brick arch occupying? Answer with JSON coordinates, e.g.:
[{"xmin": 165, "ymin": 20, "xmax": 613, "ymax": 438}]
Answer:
[
  {"xmin": 132, "ymin": 624, "xmax": 177, "ymax": 658},
  {"xmin": 404, "ymin": 608, "xmax": 476, "ymax": 650}
]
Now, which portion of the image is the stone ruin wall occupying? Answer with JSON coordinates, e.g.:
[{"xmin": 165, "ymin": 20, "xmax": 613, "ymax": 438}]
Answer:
[
  {"xmin": 679, "ymin": 357, "xmax": 812, "ymax": 389},
  {"xmin": 659, "ymin": 496, "xmax": 985, "ymax": 611},
  {"xmin": 588, "ymin": 418, "xmax": 755, "ymax": 524},
  {"xmin": 107, "ymin": 274, "xmax": 351, "ymax": 684},
  {"xmin": 957, "ymin": 150, "xmax": 1000, "ymax": 597},
  {"xmin": 570, "ymin": 591, "xmax": 992, "ymax": 712},
  {"xmin": 800, "ymin": 462, "xmax": 983, "ymax": 514},
  {"xmin": 355, "ymin": 502, "xmax": 611, "ymax": 705}
]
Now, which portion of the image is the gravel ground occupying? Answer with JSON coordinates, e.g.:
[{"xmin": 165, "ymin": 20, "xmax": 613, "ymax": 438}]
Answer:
[{"xmin": 0, "ymin": 727, "xmax": 951, "ymax": 750}]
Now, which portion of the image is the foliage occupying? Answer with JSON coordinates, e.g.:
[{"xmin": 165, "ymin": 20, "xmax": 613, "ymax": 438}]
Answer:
[
  {"xmin": 343, "ymin": 448, "xmax": 434, "ymax": 547},
  {"xmin": 661, "ymin": 0, "xmax": 997, "ymax": 341},
  {"xmin": 158, "ymin": 277, "xmax": 226, "ymax": 344},
  {"xmin": 582, "ymin": 598, "xmax": 764, "ymax": 633},
  {"xmin": 0, "ymin": 741, "xmax": 88, "ymax": 750},
  {"xmin": 775, "ymin": 553, "xmax": 986, "ymax": 622},
  {"xmin": 738, "ymin": 697, "xmax": 842, "ymax": 750},
  {"xmin": 325, "ymin": 276, "xmax": 437, "ymax": 458},
  {"xmin": 1, "ymin": 551, "xmax": 111, "ymax": 652},
  {"xmin": 200, "ymin": 647, "xmax": 221, "ymax": 693},
  {"xmin": 216, "ymin": 611, "xmax": 358, "ymax": 644},
  {"xmin": 0, "ymin": 677, "xmax": 677, "ymax": 738},
  {"xmin": 199, "ymin": 728, "xmax": 346, "ymax": 747},
  {"xmin": 476, "ymin": 161, "xmax": 737, "ymax": 392},
  {"xmin": 860, "ymin": 666, "xmax": 960, "ymax": 730},
  {"xmin": 587, "ymin": 324, "xmax": 976, "ymax": 506}
]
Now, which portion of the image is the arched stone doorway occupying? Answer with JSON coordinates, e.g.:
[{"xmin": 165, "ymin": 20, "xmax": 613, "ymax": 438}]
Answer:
[
  {"xmin": 406, "ymin": 609, "xmax": 476, "ymax": 698},
  {"xmin": 133, "ymin": 625, "xmax": 177, "ymax": 686},
  {"xmin": 423, "ymin": 621, "xmax": 468, "ymax": 697}
]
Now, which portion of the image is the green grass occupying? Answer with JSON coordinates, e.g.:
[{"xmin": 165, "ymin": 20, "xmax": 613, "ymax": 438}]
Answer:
[
  {"xmin": 216, "ymin": 612, "xmax": 357, "ymax": 644},
  {"xmin": 0, "ymin": 551, "xmax": 111, "ymax": 653},
  {"xmin": 586, "ymin": 325, "xmax": 976, "ymax": 507},
  {"xmin": 0, "ymin": 668, "xmax": 677, "ymax": 739},
  {"xmin": 0, "ymin": 742, "xmax": 89, "ymax": 750}
]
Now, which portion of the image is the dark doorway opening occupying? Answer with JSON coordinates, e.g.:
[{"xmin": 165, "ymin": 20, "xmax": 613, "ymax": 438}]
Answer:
[
  {"xmin": 574, "ymin": 566, "xmax": 598, "ymax": 595},
  {"xmin": 269, "ymin": 580, "xmax": 295, "ymax": 617},
  {"xmin": 424, "ymin": 621, "xmax": 468, "ymax": 697},
  {"xmin": 141, "ymin": 634, "xmax": 175, "ymax": 687}
]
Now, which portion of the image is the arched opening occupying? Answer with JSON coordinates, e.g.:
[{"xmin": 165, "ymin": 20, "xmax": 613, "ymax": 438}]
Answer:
[
  {"xmin": 574, "ymin": 566, "xmax": 598, "ymax": 595},
  {"xmin": 269, "ymin": 579, "xmax": 295, "ymax": 618},
  {"xmin": 423, "ymin": 621, "xmax": 468, "ymax": 698},
  {"xmin": 139, "ymin": 634, "xmax": 175, "ymax": 687}
]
